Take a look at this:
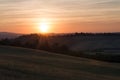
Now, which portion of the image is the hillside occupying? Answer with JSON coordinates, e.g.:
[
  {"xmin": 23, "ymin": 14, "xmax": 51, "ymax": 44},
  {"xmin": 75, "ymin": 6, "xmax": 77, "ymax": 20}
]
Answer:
[{"xmin": 0, "ymin": 46, "xmax": 120, "ymax": 80}]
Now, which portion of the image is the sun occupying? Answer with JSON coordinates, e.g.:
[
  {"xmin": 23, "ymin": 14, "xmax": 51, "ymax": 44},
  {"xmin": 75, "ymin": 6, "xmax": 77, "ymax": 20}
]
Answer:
[
  {"xmin": 39, "ymin": 19, "xmax": 50, "ymax": 33},
  {"xmin": 40, "ymin": 23, "xmax": 49, "ymax": 33}
]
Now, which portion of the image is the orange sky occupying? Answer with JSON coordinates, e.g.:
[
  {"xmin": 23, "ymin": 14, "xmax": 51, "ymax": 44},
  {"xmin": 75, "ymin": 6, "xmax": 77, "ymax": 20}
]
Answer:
[{"xmin": 0, "ymin": 0, "xmax": 120, "ymax": 33}]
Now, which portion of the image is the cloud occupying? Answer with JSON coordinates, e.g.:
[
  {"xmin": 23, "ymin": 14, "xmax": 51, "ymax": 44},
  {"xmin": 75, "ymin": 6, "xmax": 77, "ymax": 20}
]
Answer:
[
  {"xmin": 89, "ymin": 0, "xmax": 120, "ymax": 10},
  {"xmin": 0, "ymin": 0, "xmax": 29, "ymax": 3}
]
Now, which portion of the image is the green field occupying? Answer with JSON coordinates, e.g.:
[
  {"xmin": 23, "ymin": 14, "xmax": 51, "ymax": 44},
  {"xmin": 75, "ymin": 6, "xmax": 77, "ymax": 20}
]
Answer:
[{"xmin": 0, "ymin": 46, "xmax": 120, "ymax": 80}]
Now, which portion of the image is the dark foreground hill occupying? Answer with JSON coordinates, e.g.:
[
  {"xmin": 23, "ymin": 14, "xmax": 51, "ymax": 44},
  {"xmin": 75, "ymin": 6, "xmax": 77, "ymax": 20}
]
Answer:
[{"xmin": 0, "ymin": 46, "xmax": 120, "ymax": 80}]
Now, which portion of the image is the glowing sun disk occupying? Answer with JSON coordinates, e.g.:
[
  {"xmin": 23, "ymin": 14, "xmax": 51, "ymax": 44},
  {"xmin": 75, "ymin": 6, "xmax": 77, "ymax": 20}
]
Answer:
[{"xmin": 39, "ymin": 22, "xmax": 49, "ymax": 33}]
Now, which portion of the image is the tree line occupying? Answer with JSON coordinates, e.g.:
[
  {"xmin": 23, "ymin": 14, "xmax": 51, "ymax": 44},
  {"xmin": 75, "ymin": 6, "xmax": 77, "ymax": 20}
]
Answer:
[
  {"xmin": 0, "ymin": 33, "xmax": 120, "ymax": 63},
  {"xmin": 0, "ymin": 34, "xmax": 69, "ymax": 53}
]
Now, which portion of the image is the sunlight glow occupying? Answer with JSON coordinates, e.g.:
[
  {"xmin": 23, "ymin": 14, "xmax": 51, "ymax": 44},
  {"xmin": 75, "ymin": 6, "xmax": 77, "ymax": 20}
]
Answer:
[{"xmin": 39, "ymin": 19, "xmax": 50, "ymax": 33}]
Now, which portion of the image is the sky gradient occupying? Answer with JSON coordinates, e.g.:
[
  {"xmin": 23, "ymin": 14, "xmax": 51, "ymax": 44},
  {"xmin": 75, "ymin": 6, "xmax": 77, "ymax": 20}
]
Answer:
[{"xmin": 0, "ymin": 0, "xmax": 120, "ymax": 33}]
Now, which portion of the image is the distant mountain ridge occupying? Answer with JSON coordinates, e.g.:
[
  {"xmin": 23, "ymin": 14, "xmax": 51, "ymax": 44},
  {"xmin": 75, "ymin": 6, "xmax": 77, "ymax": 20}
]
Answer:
[{"xmin": 0, "ymin": 32, "xmax": 22, "ymax": 40}]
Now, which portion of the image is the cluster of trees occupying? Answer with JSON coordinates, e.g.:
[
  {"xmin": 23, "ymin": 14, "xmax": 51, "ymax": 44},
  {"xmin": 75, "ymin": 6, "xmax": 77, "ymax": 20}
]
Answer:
[
  {"xmin": 0, "ymin": 34, "xmax": 69, "ymax": 54},
  {"xmin": 51, "ymin": 32, "xmax": 120, "ymax": 37},
  {"xmin": 0, "ymin": 33, "xmax": 120, "ymax": 63}
]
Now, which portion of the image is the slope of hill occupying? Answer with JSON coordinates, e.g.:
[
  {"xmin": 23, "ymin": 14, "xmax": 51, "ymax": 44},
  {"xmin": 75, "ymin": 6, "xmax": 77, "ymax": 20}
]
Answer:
[
  {"xmin": 0, "ymin": 46, "xmax": 120, "ymax": 80},
  {"xmin": 0, "ymin": 32, "xmax": 21, "ymax": 40}
]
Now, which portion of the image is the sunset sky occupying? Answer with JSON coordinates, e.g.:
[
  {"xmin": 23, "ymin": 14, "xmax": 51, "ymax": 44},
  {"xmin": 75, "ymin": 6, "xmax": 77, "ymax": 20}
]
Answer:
[{"xmin": 0, "ymin": 0, "xmax": 120, "ymax": 33}]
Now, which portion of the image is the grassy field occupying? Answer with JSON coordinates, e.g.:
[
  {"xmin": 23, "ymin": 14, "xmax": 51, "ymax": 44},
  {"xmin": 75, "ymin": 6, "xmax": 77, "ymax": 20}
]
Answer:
[{"xmin": 0, "ymin": 46, "xmax": 120, "ymax": 80}]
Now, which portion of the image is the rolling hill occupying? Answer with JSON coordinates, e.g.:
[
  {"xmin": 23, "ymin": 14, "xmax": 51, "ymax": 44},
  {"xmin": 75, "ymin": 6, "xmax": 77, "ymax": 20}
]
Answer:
[{"xmin": 0, "ymin": 46, "xmax": 120, "ymax": 80}]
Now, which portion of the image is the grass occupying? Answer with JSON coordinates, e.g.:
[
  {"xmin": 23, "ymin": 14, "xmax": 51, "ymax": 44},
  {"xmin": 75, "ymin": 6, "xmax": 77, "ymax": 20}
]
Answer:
[{"xmin": 0, "ymin": 46, "xmax": 120, "ymax": 80}]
